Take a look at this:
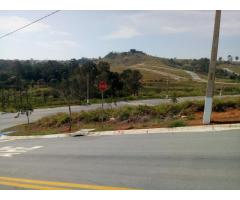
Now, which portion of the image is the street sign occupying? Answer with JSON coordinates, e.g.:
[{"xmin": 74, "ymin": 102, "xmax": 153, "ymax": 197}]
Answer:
[
  {"xmin": 98, "ymin": 81, "xmax": 108, "ymax": 128},
  {"xmin": 98, "ymin": 81, "xmax": 108, "ymax": 92}
]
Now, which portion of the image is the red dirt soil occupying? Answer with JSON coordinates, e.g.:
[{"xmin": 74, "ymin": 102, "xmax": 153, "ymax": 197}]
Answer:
[{"xmin": 188, "ymin": 108, "xmax": 240, "ymax": 126}]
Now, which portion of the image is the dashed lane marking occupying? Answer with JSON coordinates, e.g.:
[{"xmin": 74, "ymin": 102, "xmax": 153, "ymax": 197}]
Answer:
[
  {"xmin": 0, "ymin": 139, "xmax": 15, "ymax": 143},
  {"xmin": 0, "ymin": 146, "xmax": 43, "ymax": 157}
]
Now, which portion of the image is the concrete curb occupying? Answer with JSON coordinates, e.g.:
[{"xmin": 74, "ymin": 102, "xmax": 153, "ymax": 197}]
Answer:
[
  {"xmin": 0, "ymin": 133, "xmax": 70, "ymax": 140},
  {"xmin": 0, "ymin": 123, "xmax": 240, "ymax": 140},
  {"xmin": 88, "ymin": 123, "xmax": 240, "ymax": 136}
]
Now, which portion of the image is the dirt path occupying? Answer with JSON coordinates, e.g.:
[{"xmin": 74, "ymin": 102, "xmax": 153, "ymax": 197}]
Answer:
[
  {"xmin": 223, "ymin": 68, "xmax": 240, "ymax": 76},
  {"xmin": 184, "ymin": 70, "xmax": 206, "ymax": 82},
  {"xmin": 131, "ymin": 66, "xmax": 186, "ymax": 80}
]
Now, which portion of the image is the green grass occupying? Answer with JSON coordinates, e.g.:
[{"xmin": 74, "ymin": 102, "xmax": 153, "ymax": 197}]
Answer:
[{"xmin": 168, "ymin": 120, "xmax": 187, "ymax": 128}]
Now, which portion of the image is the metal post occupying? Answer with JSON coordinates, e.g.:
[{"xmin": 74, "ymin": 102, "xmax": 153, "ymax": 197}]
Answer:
[
  {"xmin": 219, "ymin": 85, "xmax": 223, "ymax": 96},
  {"xmin": 203, "ymin": 10, "xmax": 221, "ymax": 124},
  {"xmin": 101, "ymin": 91, "xmax": 104, "ymax": 127},
  {"xmin": 86, "ymin": 73, "xmax": 89, "ymax": 104},
  {"xmin": 166, "ymin": 76, "xmax": 169, "ymax": 99}
]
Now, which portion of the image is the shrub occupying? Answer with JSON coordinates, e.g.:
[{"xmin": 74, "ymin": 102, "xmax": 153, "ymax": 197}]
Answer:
[
  {"xmin": 213, "ymin": 98, "xmax": 240, "ymax": 112},
  {"xmin": 79, "ymin": 109, "xmax": 111, "ymax": 122},
  {"xmin": 168, "ymin": 120, "xmax": 186, "ymax": 128},
  {"xmin": 135, "ymin": 105, "xmax": 156, "ymax": 115},
  {"xmin": 34, "ymin": 97, "xmax": 240, "ymax": 129},
  {"xmin": 115, "ymin": 106, "xmax": 135, "ymax": 121},
  {"xmin": 171, "ymin": 92, "xmax": 178, "ymax": 103},
  {"xmin": 55, "ymin": 114, "xmax": 71, "ymax": 127}
]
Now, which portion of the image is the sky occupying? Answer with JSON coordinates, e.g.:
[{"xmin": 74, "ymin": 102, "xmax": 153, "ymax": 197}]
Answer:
[{"xmin": 0, "ymin": 10, "xmax": 239, "ymax": 60}]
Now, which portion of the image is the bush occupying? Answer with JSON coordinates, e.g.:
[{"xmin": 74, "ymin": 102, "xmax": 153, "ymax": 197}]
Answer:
[
  {"xmin": 37, "ymin": 113, "xmax": 70, "ymax": 127},
  {"xmin": 79, "ymin": 109, "xmax": 111, "ymax": 122},
  {"xmin": 171, "ymin": 92, "xmax": 178, "ymax": 103},
  {"xmin": 168, "ymin": 120, "xmax": 186, "ymax": 128},
  {"xmin": 115, "ymin": 106, "xmax": 134, "ymax": 121},
  {"xmin": 55, "ymin": 114, "xmax": 71, "ymax": 127},
  {"xmin": 135, "ymin": 105, "xmax": 156, "ymax": 115},
  {"xmin": 213, "ymin": 98, "xmax": 240, "ymax": 112}
]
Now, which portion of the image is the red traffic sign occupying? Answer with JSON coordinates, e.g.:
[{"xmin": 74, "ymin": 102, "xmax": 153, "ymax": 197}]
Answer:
[{"xmin": 98, "ymin": 81, "xmax": 108, "ymax": 92}]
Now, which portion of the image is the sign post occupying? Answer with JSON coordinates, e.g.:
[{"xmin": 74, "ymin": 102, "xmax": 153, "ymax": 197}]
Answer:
[{"xmin": 98, "ymin": 81, "xmax": 108, "ymax": 127}]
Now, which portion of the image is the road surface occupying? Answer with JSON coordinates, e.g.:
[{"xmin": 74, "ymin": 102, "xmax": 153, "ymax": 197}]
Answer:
[
  {"xmin": 0, "ymin": 130, "xmax": 239, "ymax": 189},
  {"xmin": 1, "ymin": 95, "xmax": 239, "ymax": 131}
]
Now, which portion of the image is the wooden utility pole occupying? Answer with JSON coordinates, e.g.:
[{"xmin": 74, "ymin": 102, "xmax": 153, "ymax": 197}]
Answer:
[{"xmin": 203, "ymin": 10, "xmax": 221, "ymax": 124}]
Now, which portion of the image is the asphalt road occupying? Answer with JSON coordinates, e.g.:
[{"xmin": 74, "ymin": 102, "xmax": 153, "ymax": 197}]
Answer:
[
  {"xmin": 1, "ymin": 95, "xmax": 239, "ymax": 131},
  {"xmin": 0, "ymin": 130, "xmax": 239, "ymax": 189}
]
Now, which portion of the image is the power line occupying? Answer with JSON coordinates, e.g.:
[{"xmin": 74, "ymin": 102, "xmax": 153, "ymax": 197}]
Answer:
[{"xmin": 0, "ymin": 10, "xmax": 60, "ymax": 40}]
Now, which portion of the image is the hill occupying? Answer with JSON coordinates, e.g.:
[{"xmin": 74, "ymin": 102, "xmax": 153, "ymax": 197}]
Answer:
[
  {"xmin": 102, "ymin": 49, "xmax": 192, "ymax": 82},
  {"xmin": 101, "ymin": 49, "xmax": 240, "ymax": 84}
]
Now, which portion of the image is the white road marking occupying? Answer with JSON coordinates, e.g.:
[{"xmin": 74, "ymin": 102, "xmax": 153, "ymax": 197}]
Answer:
[
  {"xmin": 0, "ymin": 139, "xmax": 15, "ymax": 143},
  {"xmin": 0, "ymin": 146, "xmax": 43, "ymax": 157}
]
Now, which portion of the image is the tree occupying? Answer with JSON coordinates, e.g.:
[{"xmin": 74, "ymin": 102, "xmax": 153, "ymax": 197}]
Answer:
[
  {"xmin": 120, "ymin": 69, "xmax": 143, "ymax": 96},
  {"xmin": 16, "ymin": 103, "xmax": 33, "ymax": 125},
  {"xmin": 235, "ymin": 56, "xmax": 239, "ymax": 62},
  {"xmin": 190, "ymin": 58, "xmax": 210, "ymax": 73},
  {"xmin": 72, "ymin": 61, "xmax": 98, "ymax": 102},
  {"xmin": 107, "ymin": 72, "xmax": 123, "ymax": 97},
  {"xmin": 218, "ymin": 57, "xmax": 223, "ymax": 62},
  {"xmin": 15, "ymin": 88, "xmax": 33, "ymax": 125},
  {"xmin": 0, "ymin": 89, "xmax": 7, "ymax": 111},
  {"xmin": 227, "ymin": 55, "xmax": 233, "ymax": 63},
  {"xmin": 57, "ymin": 77, "xmax": 75, "ymax": 132}
]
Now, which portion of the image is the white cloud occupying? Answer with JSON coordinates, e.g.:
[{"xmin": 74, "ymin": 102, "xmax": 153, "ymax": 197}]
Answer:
[
  {"xmin": 0, "ymin": 16, "xmax": 50, "ymax": 33},
  {"xmin": 36, "ymin": 40, "xmax": 79, "ymax": 49},
  {"xmin": 0, "ymin": 15, "xmax": 72, "ymax": 38},
  {"xmin": 49, "ymin": 30, "xmax": 71, "ymax": 36},
  {"xmin": 122, "ymin": 11, "xmax": 212, "ymax": 36},
  {"xmin": 54, "ymin": 40, "xmax": 79, "ymax": 48},
  {"xmin": 103, "ymin": 26, "xmax": 141, "ymax": 40},
  {"xmin": 103, "ymin": 11, "xmax": 240, "ymax": 39}
]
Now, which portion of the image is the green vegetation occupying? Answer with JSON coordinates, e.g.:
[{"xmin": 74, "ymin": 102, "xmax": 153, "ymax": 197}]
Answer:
[
  {"xmin": 0, "ymin": 60, "xmax": 143, "ymax": 128},
  {"xmin": 108, "ymin": 50, "xmax": 240, "ymax": 100},
  {"xmin": 5, "ymin": 97, "xmax": 240, "ymax": 136},
  {"xmin": 1, "ymin": 49, "xmax": 240, "ymax": 129},
  {"xmin": 168, "ymin": 120, "xmax": 186, "ymax": 128}
]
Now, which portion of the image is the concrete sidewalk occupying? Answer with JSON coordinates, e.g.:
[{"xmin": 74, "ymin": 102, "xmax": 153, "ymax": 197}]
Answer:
[{"xmin": 1, "ymin": 123, "xmax": 240, "ymax": 140}]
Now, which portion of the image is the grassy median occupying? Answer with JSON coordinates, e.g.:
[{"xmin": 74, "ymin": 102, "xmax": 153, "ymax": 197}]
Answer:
[{"xmin": 4, "ymin": 97, "xmax": 240, "ymax": 136}]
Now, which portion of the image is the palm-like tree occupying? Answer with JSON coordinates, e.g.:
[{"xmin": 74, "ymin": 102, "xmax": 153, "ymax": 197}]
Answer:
[{"xmin": 227, "ymin": 55, "xmax": 233, "ymax": 63}]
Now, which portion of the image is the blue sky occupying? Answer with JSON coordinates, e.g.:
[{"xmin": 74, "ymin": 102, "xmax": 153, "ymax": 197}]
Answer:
[{"xmin": 0, "ymin": 10, "xmax": 239, "ymax": 60}]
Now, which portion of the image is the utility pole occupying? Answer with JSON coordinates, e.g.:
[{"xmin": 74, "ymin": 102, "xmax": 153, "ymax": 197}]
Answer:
[{"xmin": 203, "ymin": 10, "xmax": 221, "ymax": 124}]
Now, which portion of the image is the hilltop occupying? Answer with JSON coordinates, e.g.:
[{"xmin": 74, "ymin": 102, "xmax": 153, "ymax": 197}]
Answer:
[
  {"xmin": 102, "ymin": 49, "xmax": 192, "ymax": 81},
  {"xmin": 101, "ymin": 49, "xmax": 240, "ymax": 83}
]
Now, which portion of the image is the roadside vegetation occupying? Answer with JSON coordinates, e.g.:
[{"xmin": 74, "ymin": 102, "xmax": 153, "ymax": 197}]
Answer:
[
  {"xmin": 5, "ymin": 97, "xmax": 240, "ymax": 136},
  {"xmin": 1, "ymin": 50, "xmax": 240, "ymax": 130}
]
